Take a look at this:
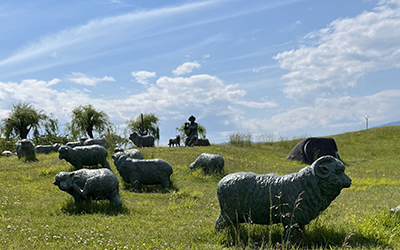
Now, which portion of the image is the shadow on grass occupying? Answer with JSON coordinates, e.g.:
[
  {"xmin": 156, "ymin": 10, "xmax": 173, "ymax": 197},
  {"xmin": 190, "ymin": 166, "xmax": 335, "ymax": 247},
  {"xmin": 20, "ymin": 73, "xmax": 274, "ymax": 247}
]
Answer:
[
  {"xmin": 122, "ymin": 181, "xmax": 179, "ymax": 194},
  {"xmin": 218, "ymin": 223, "xmax": 385, "ymax": 249},
  {"xmin": 61, "ymin": 200, "xmax": 128, "ymax": 216}
]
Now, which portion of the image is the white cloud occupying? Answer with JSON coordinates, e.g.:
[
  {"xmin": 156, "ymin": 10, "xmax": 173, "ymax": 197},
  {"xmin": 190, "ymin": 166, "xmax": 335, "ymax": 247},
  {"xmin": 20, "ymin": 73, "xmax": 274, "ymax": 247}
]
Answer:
[
  {"xmin": 67, "ymin": 72, "xmax": 115, "ymax": 86},
  {"xmin": 232, "ymin": 89, "xmax": 400, "ymax": 133},
  {"xmin": 172, "ymin": 61, "xmax": 201, "ymax": 75},
  {"xmin": 131, "ymin": 71, "xmax": 157, "ymax": 85},
  {"xmin": 0, "ymin": 1, "xmax": 222, "ymax": 75},
  {"xmin": 274, "ymin": 1, "xmax": 400, "ymax": 102},
  {"xmin": 0, "ymin": 71, "xmax": 274, "ymax": 125}
]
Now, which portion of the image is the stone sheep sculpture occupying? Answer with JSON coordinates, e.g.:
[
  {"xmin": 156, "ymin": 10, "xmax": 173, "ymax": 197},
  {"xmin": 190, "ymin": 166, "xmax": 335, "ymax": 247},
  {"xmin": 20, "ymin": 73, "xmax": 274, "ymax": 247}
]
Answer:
[
  {"xmin": 215, "ymin": 156, "xmax": 351, "ymax": 243},
  {"xmin": 129, "ymin": 132, "xmax": 155, "ymax": 148},
  {"xmin": 53, "ymin": 168, "xmax": 122, "ymax": 207},
  {"xmin": 66, "ymin": 137, "xmax": 87, "ymax": 148},
  {"xmin": 112, "ymin": 152, "xmax": 173, "ymax": 191},
  {"xmin": 16, "ymin": 139, "xmax": 37, "ymax": 161},
  {"xmin": 83, "ymin": 137, "xmax": 110, "ymax": 149},
  {"xmin": 114, "ymin": 147, "xmax": 144, "ymax": 159},
  {"xmin": 36, "ymin": 143, "xmax": 61, "ymax": 154},
  {"xmin": 189, "ymin": 153, "xmax": 224, "ymax": 175},
  {"xmin": 193, "ymin": 138, "xmax": 210, "ymax": 146},
  {"xmin": 58, "ymin": 145, "xmax": 110, "ymax": 170},
  {"xmin": 168, "ymin": 135, "xmax": 180, "ymax": 147}
]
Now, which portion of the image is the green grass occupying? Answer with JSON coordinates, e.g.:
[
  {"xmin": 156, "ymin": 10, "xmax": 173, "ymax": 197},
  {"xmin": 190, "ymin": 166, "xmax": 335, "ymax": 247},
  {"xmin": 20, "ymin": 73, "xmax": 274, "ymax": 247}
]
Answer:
[{"xmin": 1, "ymin": 126, "xmax": 400, "ymax": 249}]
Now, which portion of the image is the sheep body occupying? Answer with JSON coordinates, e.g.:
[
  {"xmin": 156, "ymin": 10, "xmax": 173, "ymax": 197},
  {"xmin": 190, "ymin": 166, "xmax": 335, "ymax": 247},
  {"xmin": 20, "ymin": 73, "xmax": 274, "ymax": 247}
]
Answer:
[
  {"xmin": 58, "ymin": 145, "xmax": 110, "ymax": 170},
  {"xmin": 112, "ymin": 152, "xmax": 173, "ymax": 191},
  {"xmin": 215, "ymin": 156, "xmax": 351, "ymax": 242},
  {"xmin": 129, "ymin": 132, "xmax": 155, "ymax": 148},
  {"xmin": 53, "ymin": 168, "xmax": 122, "ymax": 207},
  {"xmin": 193, "ymin": 138, "xmax": 210, "ymax": 146},
  {"xmin": 168, "ymin": 135, "xmax": 180, "ymax": 147},
  {"xmin": 83, "ymin": 137, "xmax": 110, "ymax": 149},
  {"xmin": 189, "ymin": 153, "xmax": 224, "ymax": 174},
  {"xmin": 36, "ymin": 143, "xmax": 61, "ymax": 154},
  {"xmin": 114, "ymin": 147, "xmax": 143, "ymax": 159}
]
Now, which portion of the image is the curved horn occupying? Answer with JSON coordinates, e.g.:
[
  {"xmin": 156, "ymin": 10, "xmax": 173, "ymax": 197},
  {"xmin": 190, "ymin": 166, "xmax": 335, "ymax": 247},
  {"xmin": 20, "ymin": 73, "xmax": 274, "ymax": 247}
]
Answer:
[{"xmin": 314, "ymin": 156, "xmax": 336, "ymax": 178}]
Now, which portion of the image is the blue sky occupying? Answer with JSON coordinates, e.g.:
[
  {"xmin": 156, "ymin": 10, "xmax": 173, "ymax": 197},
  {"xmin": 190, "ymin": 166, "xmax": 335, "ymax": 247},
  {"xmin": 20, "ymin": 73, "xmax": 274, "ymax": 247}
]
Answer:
[{"xmin": 1, "ymin": 0, "xmax": 400, "ymax": 145}]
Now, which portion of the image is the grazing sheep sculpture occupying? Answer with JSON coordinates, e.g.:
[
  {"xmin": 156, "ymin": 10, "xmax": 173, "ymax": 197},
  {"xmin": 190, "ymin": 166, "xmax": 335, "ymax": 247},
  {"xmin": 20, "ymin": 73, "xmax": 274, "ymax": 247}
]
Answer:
[
  {"xmin": 58, "ymin": 145, "xmax": 110, "ymax": 170},
  {"xmin": 112, "ymin": 152, "xmax": 173, "ymax": 191},
  {"xmin": 83, "ymin": 137, "xmax": 110, "ymax": 149},
  {"xmin": 129, "ymin": 132, "xmax": 155, "ymax": 148},
  {"xmin": 215, "ymin": 156, "xmax": 351, "ymax": 243},
  {"xmin": 36, "ymin": 143, "xmax": 61, "ymax": 154},
  {"xmin": 53, "ymin": 168, "xmax": 122, "ymax": 207},
  {"xmin": 114, "ymin": 147, "xmax": 144, "ymax": 159},
  {"xmin": 189, "ymin": 153, "xmax": 224, "ymax": 174},
  {"xmin": 168, "ymin": 135, "xmax": 180, "ymax": 147}
]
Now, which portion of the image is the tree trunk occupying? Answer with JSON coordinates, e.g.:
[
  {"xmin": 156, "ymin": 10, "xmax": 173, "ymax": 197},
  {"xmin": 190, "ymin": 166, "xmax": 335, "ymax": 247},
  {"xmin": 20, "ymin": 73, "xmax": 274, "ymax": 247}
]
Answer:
[{"xmin": 86, "ymin": 125, "xmax": 94, "ymax": 138}]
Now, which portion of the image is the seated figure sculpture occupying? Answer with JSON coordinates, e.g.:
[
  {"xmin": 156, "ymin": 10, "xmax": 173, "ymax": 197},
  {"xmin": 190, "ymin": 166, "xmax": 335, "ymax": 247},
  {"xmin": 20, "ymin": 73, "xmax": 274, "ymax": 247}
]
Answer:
[{"xmin": 184, "ymin": 115, "xmax": 198, "ymax": 147}]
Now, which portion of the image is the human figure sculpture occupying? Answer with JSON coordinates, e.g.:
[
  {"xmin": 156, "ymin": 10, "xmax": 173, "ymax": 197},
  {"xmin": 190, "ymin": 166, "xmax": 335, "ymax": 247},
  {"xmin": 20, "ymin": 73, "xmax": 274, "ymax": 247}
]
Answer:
[{"xmin": 184, "ymin": 115, "xmax": 198, "ymax": 147}]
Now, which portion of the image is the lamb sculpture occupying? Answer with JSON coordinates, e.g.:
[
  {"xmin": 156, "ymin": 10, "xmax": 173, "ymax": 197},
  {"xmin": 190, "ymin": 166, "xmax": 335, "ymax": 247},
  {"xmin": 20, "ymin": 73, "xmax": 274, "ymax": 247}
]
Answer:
[
  {"xmin": 53, "ymin": 168, "xmax": 122, "ymax": 207},
  {"xmin": 58, "ymin": 145, "xmax": 110, "ymax": 170},
  {"xmin": 112, "ymin": 152, "xmax": 173, "ymax": 191},
  {"xmin": 189, "ymin": 153, "xmax": 224, "ymax": 175},
  {"xmin": 215, "ymin": 156, "xmax": 351, "ymax": 243},
  {"xmin": 168, "ymin": 135, "xmax": 180, "ymax": 147}
]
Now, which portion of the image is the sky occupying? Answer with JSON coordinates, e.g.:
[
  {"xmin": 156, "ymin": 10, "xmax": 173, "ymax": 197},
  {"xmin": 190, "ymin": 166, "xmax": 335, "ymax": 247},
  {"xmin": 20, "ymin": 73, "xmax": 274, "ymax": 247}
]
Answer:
[{"xmin": 1, "ymin": 0, "xmax": 400, "ymax": 145}]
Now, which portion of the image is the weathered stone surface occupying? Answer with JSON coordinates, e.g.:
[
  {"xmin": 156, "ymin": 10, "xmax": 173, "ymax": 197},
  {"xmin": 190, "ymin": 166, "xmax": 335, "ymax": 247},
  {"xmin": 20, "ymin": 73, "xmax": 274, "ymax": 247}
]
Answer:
[{"xmin": 215, "ymin": 156, "xmax": 351, "ymax": 243}]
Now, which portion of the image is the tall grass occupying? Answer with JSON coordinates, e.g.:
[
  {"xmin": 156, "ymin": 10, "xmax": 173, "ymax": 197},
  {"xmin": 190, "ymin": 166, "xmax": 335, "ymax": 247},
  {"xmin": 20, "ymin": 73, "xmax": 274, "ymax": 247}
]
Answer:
[{"xmin": 0, "ymin": 126, "xmax": 400, "ymax": 249}]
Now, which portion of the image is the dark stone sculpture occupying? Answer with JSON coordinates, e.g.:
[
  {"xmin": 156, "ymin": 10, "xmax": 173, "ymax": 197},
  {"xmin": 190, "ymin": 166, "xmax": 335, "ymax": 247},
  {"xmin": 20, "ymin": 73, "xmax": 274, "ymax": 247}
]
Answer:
[
  {"xmin": 193, "ymin": 138, "xmax": 210, "ymax": 147},
  {"xmin": 114, "ymin": 147, "xmax": 144, "ymax": 159},
  {"xmin": 129, "ymin": 132, "xmax": 155, "ymax": 148},
  {"xmin": 53, "ymin": 168, "xmax": 122, "ymax": 207},
  {"xmin": 189, "ymin": 153, "xmax": 224, "ymax": 175},
  {"xmin": 286, "ymin": 137, "xmax": 341, "ymax": 164},
  {"xmin": 83, "ymin": 137, "xmax": 110, "ymax": 149},
  {"xmin": 58, "ymin": 145, "xmax": 110, "ymax": 170},
  {"xmin": 16, "ymin": 139, "xmax": 37, "ymax": 161},
  {"xmin": 112, "ymin": 152, "xmax": 173, "ymax": 191},
  {"xmin": 36, "ymin": 143, "xmax": 61, "ymax": 154},
  {"xmin": 215, "ymin": 156, "xmax": 351, "ymax": 243},
  {"xmin": 184, "ymin": 115, "xmax": 198, "ymax": 147},
  {"xmin": 168, "ymin": 135, "xmax": 180, "ymax": 147}
]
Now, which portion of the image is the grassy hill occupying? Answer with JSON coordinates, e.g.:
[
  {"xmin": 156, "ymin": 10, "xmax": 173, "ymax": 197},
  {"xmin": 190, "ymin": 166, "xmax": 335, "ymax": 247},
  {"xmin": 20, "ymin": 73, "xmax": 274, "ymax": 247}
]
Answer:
[{"xmin": 1, "ymin": 126, "xmax": 400, "ymax": 249}]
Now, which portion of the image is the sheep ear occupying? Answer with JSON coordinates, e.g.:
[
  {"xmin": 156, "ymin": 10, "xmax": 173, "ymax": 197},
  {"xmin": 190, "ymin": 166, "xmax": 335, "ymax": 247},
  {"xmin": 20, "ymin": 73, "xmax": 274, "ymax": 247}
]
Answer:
[{"xmin": 314, "ymin": 156, "xmax": 334, "ymax": 178}]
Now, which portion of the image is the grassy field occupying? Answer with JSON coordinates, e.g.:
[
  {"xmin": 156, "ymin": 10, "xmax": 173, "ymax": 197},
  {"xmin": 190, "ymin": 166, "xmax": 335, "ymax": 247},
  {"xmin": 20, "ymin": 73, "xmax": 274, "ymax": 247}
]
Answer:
[{"xmin": 1, "ymin": 126, "xmax": 400, "ymax": 249}]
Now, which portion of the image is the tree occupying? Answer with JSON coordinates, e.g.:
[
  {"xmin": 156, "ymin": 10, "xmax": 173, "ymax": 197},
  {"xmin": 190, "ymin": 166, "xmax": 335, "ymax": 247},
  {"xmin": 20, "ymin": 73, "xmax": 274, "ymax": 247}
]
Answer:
[
  {"xmin": 125, "ymin": 113, "xmax": 160, "ymax": 141},
  {"xmin": 176, "ymin": 122, "xmax": 206, "ymax": 142},
  {"xmin": 66, "ymin": 105, "xmax": 113, "ymax": 139},
  {"xmin": 0, "ymin": 102, "xmax": 58, "ymax": 140}
]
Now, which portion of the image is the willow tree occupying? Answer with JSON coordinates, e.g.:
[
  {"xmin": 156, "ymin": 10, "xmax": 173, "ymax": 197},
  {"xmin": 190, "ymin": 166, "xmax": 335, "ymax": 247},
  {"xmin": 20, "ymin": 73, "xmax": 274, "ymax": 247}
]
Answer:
[
  {"xmin": 0, "ymin": 102, "xmax": 58, "ymax": 140},
  {"xmin": 125, "ymin": 113, "xmax": 160, "ymax": 141},
  {"xmin": 66, "ymin": 105, "xmax": 112, "ymax": 139}
]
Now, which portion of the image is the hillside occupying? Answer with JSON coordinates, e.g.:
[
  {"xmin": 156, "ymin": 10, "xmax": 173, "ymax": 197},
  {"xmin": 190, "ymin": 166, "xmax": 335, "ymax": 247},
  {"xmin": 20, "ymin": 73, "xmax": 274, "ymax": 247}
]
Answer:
[{"xmin": 1, "ymin": 126, "xmax": 400, "ymax": 249}]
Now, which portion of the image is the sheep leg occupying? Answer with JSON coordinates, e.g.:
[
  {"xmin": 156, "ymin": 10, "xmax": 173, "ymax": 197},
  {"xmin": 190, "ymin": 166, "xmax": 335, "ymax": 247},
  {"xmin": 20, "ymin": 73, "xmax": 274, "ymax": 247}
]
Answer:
[
  {"xmin": 131, "ymin": 179, "xmax": 141, "ymax": 191},
  {"xmin": 160, "ymin": 178, "xmax": 171, "ymax": 189}
]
